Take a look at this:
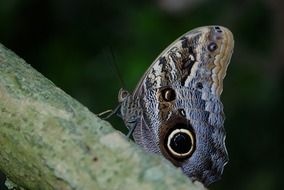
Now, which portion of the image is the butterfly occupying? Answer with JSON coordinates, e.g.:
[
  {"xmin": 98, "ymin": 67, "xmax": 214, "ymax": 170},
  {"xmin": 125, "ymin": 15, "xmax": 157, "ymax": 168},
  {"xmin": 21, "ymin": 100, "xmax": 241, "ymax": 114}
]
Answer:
[{"xmin": 115, "ymin": 26, "xmax": 234, "ymax": 186}]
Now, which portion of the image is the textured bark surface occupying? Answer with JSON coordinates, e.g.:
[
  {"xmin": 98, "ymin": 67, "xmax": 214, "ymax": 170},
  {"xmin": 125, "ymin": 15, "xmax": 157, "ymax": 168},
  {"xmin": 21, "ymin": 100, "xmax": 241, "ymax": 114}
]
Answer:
[{"xmin": 0, "ymin": 43, "xmax": 206, "ymax": 190}]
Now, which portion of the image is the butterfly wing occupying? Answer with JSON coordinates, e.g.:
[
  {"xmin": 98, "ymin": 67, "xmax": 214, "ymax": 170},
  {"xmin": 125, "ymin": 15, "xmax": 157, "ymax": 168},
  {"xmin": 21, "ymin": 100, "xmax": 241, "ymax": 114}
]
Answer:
[
  {"xmin": 133, "ymin": 25, "xmax": 233, "ymax": 98},
  {"xmin": 125, "ymin": 26, "xmax": 234, "ymax": 186}
]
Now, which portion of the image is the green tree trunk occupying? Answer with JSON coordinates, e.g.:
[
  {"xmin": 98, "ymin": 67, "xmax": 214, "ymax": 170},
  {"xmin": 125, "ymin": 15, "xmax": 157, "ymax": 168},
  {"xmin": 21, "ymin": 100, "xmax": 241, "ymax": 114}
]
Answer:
[{"xmin": 0, "ymin": 44, "xmax": 206, "ymax": 190}]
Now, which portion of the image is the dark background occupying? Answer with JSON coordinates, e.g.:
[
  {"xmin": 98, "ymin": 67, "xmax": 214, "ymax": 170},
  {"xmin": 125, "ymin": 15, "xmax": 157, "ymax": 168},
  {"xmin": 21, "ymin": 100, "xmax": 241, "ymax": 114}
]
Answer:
[{"xmin": 0, "ymin": 0, "xmax": 283, "ymax": 189}]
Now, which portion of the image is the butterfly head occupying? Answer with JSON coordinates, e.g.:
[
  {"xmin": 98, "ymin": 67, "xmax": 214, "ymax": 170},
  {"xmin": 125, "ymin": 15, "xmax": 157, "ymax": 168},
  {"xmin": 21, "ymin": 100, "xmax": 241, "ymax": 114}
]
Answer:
[
  {"xmin": 117, "ymin": 88, "xmax": 131, "ymax": 119},
  {"xmin": 118, "ymin": 88, "xmax": 130, "ymax": 103}
]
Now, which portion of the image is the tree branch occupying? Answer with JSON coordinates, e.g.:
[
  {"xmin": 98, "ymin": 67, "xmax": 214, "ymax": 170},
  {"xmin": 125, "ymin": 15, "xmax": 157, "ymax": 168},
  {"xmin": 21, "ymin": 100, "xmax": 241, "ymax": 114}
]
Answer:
[{"xmin": 0, "ymin": 43, "xmax": 206, "ymax": 190}]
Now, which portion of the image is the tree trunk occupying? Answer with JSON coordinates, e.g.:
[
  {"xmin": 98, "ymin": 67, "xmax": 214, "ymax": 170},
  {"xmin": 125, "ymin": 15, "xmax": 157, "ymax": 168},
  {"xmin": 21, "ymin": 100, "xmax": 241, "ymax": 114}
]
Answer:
[{"xmin": 0, "ymin": 43, "xmax": 205, "ymax": 190}]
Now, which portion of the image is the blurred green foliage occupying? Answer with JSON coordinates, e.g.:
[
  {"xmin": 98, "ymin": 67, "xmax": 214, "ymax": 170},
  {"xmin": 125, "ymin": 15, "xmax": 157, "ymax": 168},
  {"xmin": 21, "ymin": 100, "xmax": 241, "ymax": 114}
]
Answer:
[{"xmin": 0, "ymin": 0, "xmax": 283, "ymax": 189}]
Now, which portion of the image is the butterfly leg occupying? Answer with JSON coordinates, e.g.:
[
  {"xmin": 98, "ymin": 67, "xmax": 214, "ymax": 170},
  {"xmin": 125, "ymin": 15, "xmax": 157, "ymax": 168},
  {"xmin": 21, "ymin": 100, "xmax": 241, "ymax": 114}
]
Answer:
[
  {"xmin": 126, "ymin": 122, "xmax": 137, "ymax": 139},
  {"xmin": 98, "ymin": 104, "xmax": 121, "ymax": 120}
]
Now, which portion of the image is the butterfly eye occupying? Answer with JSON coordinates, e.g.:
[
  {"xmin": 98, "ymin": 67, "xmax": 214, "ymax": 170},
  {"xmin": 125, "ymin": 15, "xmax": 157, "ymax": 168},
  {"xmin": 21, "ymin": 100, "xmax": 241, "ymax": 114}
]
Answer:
[
  {"xmin": 208, "ymin": 42, "xmax": 218, "ymax": 52},
  {"xmin": 118, "ymin": 88, "xmax": 129, "ymax": 102},
  {"xmin": 161, "ymin": 88, "xmax": 176, "ymax": 102},
  {"xmin": 167, "ymin": 127, "xmax": 195, "ymax": 159}
]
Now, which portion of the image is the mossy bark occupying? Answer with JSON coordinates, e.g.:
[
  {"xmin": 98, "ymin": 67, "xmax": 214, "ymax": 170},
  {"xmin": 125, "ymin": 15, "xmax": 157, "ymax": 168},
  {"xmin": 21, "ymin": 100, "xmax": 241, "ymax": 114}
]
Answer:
[{"xmin": 0, "ymin": 43, "xmax": 206, "ymax": 190}]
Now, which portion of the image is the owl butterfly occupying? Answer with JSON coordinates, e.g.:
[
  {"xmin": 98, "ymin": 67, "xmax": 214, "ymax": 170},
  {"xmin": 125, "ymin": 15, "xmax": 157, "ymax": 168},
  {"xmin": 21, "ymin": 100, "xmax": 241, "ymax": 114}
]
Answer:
[{"xmin": 117, "ymin": 26, "xmax": 234, "ymax": 186}]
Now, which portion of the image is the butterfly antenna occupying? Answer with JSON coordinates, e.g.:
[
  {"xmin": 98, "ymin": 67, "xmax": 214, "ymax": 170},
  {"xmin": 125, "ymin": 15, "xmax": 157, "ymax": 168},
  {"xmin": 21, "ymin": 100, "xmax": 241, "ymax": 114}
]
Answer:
[
  {"xmin": 98, "ymin": 46, "xmax": 125, "ymax": 119},
  {"xmin": 105, "ymin": 46, "xmax": 126, "ymax": 89}
]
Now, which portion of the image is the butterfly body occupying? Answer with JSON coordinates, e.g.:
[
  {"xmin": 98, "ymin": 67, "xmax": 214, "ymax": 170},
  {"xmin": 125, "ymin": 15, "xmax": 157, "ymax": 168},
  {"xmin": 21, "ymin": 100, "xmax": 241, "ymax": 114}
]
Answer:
[{"xmin": 117, "ymin": 26, "xmax": 234, "ymax": 186}]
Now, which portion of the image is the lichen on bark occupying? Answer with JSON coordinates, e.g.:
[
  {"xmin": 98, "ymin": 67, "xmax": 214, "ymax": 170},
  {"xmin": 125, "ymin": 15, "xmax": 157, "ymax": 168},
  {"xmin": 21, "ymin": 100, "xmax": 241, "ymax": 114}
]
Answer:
[{"xmin": 0, "ymin": 43, "xmax": 206, "ymax": 190}]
